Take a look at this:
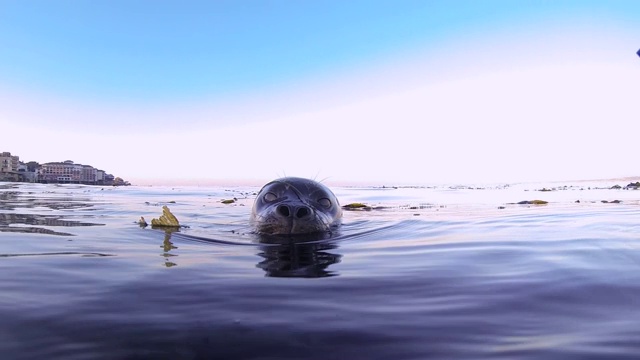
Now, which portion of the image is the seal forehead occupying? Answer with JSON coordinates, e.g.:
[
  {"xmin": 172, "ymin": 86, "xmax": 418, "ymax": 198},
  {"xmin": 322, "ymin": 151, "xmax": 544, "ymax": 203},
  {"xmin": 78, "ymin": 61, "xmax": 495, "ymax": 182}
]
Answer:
[{"xmin": 259, "ymin": 177, "xmax": 336, "ymax": 200}]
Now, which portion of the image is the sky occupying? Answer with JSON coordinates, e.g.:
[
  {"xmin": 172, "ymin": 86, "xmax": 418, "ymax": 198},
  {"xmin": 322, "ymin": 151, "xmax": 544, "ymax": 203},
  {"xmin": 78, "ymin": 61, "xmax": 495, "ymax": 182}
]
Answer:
[{"xmin": 1, "ymin": 0, "xmax": 639, "ymax": 186}]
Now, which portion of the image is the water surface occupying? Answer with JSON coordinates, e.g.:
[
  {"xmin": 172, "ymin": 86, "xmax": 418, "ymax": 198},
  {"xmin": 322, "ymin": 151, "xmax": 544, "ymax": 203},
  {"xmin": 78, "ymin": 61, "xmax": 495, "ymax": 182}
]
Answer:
[{"xmin": 2, "ymin": 181, "xmax": 640, "ymax": 359}]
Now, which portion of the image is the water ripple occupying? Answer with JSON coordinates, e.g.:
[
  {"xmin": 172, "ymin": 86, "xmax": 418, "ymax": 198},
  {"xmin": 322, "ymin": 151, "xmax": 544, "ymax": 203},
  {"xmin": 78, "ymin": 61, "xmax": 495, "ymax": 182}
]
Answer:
[{"xmin": 2, "ymin": 182, "xmax": 640, "ymax": 359}]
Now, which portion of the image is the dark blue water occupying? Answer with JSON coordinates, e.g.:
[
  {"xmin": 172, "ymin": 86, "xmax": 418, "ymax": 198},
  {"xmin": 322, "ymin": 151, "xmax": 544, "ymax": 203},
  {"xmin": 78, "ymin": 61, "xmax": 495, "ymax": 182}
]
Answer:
[{"xmin": 2, "ymin": 181, "xmax": 640, "ymax": 359}]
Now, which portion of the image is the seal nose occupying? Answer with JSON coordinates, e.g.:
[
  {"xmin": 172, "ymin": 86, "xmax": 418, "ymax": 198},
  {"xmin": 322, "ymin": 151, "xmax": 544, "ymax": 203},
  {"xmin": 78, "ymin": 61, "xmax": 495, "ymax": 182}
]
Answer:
[
  {"xmin": 295, "ymin": 206, "xmax": 311, "ymax": 219},
  {"xmin": 276, "ymin": 204, "xmax": 313, "ymax": 219},
  {"xmin": 276, "ymin": 204, "xmax": 291, "ymax": 217}
]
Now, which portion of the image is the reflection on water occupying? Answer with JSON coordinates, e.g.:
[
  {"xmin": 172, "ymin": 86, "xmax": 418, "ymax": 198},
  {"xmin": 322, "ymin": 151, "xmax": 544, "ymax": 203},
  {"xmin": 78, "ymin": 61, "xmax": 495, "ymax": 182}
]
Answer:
[
  {"xmin": 157, "ymin": 227, "xmax": 179, "ymax": 268},
  {"xmin": 0, "ymin": 226, "xmax": 74, "ymax": 236},
  {"xmin": 0, "ymin": 184, "xmax": 103, "ymax": 235},
  {"xmin": 0, "ymin": 196, "xmax": 95, "ymax": 210},
  {"xmin": 255, "ymin": 233, "xmax": 342, "ymax": 278},
  {"xmin": 160, "ymin": 229, "xmax": 343, "ymax": 276},
  {"xmin": 256, "ymin": 242, "xmax": 342, "ymax": 278},
  {"xmin": 0, "ymin": 189, "xmax": 95, "ymax": 211},
  {"xmin": 0, "ymin": 252, "xmax": 113, "ymax": 258},
  {"xmin": 0, "ymin": 213, "xmax": 104, "ymax": 235},
  {"xmin": 0, "ymin": 213, "xmax": 102, "ymax": 227}
]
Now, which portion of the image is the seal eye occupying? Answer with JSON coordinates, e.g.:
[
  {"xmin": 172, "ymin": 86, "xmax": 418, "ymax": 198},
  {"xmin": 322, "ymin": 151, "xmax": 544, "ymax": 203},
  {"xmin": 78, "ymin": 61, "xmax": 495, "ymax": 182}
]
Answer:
[
  {"xmin": 263, "ymin": 192, "xmax": 277, "ymax": 202},
  {"xmin": 318, "ymin": 198, "xmax": 331, "ymax": 208}
]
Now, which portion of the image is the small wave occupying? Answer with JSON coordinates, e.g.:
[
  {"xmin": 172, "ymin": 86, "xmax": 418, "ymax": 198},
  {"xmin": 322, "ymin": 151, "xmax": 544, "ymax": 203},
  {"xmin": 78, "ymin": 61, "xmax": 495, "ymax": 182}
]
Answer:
[{"xmin": 0, "ymin": 252, "xmax": 114, "ymax": 258}]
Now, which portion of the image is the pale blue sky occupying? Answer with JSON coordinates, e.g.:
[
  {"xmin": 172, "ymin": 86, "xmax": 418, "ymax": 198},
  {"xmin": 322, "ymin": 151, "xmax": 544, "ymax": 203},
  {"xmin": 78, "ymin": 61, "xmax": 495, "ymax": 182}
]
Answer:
[{"xmin": 1, "ymin": 1, "xmax": 639, "ymax": 185}]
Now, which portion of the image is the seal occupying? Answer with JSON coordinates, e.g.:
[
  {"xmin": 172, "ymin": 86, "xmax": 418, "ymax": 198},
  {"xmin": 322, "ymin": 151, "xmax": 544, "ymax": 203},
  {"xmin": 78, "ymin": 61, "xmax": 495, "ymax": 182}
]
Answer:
[{"xmin": 250, "ymin": 177, "xmax": 342, "ymax": 235}]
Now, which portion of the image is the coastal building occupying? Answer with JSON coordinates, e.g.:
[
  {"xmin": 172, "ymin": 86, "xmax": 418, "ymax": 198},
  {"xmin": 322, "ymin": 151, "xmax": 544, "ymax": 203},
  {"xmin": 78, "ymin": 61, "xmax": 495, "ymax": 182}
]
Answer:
[
  {"xmin": 0, "ymin": 152, "xmax": 19, "ymax": 173},
  {"xmin": 40, "ymin": 160, "xmax": 83, "ymax": 183},
  {"xmin": 104, "ymin": 173, "xmax": 115, "ymax": 185},
  {"xmin": 17, "ymin": 162, "xmax": 38, "ymax": 182},
  {"xmin": 40, "ymin": 160, "xmax": 105, "ymax": 184},
  {"xmin": 81, "ymin": 165, "xmax": 97, "ymax": 183},
  {"xmin": 38, "ymin": 161, "xmax": 127, "ymax": 185},
  {"xmin": 96, "ymin": 170, "xmax": 105, "ymax": 184},
  {"xmin": 0, "ymin": 152, "xmax": 129, "ymax": 185},
  {"xmin": 0, "ymin": 152, "xmax": 20, "ymax": 181}
]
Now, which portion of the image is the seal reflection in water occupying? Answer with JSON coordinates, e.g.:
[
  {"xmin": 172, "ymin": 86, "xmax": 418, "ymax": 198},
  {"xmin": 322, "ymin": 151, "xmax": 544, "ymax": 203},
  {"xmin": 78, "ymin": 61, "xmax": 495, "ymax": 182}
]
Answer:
[
  {"xmin": 257, "ymin": 241, "xmax": 342, "ymax": 278},
  {"xmin": 251, "ymin": 177, "xmax": 342, "ymax": 235}
]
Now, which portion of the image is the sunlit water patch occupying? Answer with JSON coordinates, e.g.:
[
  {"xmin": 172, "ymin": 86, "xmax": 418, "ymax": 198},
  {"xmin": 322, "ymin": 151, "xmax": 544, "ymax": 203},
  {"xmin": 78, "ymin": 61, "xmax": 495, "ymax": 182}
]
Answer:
[{"xmin": 2, "ymin": 181, "xmax": 640, "ymax": 359}]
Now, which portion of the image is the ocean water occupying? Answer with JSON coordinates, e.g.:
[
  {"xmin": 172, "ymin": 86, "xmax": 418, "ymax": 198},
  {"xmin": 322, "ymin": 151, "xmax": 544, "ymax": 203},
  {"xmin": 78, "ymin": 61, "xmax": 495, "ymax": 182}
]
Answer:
[{"xmin": 2, "ymin": 180, "xmax": 640, "ymax": 359}]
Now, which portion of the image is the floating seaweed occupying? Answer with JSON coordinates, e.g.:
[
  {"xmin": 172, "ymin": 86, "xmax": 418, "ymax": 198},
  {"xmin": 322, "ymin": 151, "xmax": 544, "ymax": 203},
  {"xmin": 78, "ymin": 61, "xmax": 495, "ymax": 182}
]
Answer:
[
  {"xmin": 515, "ymin": 200, "xmax": 548, "ymax": 205},
  {"xmin": 151, "ymin": 206, "xmax": 180, "ymax": 227},
  {"xmin": 342, "ymin": 203, "xmax": 372, "ymax": 211}
]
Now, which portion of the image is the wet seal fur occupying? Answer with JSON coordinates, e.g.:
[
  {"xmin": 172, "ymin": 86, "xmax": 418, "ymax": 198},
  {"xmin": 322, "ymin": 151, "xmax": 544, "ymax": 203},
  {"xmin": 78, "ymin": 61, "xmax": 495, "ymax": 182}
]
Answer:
[{"xmin": 251, "ymin": 177, "xmax": 342, "ymax": 235}]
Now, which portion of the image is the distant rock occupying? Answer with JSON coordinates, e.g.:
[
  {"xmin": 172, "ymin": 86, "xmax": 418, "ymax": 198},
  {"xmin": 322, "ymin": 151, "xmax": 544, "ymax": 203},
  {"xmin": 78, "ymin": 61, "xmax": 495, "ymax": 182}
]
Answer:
[
  {"xmin": 610, "ymin": 185, "xmax": 622, "ymax": 189},
  {"xmin": 625, "ymin": 182, "xmax": 640, "ymax": 189}
]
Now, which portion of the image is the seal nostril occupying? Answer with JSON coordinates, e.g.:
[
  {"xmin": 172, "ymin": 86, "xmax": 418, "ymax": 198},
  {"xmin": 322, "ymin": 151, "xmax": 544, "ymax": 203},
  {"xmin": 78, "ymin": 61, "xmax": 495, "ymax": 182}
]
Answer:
[
  {"xmin": 295, "ymin": 206, "xmax": 310, "ymax": 219},
  {"xmin": 276, "ymin": 204, "xmax": 290, "ymax": 217}
]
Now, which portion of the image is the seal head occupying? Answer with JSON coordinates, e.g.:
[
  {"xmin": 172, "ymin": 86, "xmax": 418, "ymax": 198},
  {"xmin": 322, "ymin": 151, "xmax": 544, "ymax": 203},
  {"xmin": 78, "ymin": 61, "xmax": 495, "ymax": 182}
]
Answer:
[{"xmin": 251, "ymin": 177, "xmax": 342, "ymax": 235}]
